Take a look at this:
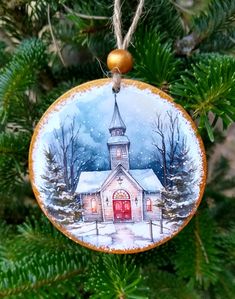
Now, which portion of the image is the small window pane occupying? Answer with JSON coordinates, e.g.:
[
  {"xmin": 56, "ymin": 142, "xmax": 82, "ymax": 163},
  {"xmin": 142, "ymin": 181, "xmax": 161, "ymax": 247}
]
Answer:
[
  {"xmin": 91, "ymin": 198, "xmax": 97, "ymax": 213},
  {"xmin": 146, "ymin": 198, "xmax": 152, "ymax": 212}
]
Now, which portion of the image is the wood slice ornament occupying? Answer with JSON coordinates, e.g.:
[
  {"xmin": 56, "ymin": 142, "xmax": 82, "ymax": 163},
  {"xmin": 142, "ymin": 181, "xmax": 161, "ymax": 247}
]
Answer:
[
  {"xmin": 29, "ymin": 77, "xmax": 207, "ymax": 254},
  {"xmin": 29, "ymin": 0, "xmax": 206, "ymax": 254}
]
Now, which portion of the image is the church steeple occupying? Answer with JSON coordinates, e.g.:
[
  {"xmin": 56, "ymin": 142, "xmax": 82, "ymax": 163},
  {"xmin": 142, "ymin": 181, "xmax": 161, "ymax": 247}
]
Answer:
[
  {"xmin": 109, "ymin": 97, "xmax": 126, "ymax": 134},
  {"xmin": 107, "ymin": 94, "xmax": 130, "ymax": 170}
]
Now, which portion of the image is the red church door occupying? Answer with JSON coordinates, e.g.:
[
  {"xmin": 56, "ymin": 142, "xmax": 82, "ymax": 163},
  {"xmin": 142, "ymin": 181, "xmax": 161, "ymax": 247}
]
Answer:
[{"xmin": 113, "ymin": 200, "xmax": 131, "ymax": 221}]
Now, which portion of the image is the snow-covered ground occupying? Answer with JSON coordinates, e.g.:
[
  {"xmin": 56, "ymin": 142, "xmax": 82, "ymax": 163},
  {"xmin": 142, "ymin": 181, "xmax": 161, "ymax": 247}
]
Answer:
[{"xmin": 66, "ymin": 220, "xmax": 176, "ymax": 250}]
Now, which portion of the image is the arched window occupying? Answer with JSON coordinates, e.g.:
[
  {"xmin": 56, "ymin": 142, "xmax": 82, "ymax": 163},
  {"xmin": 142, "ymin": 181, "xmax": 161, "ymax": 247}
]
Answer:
[
  {"xmin": 116, "ymin": 148, "xmax": 122, "ymax": 159},
  {"xmin": 146, "ymin": 198, "xmax": 152, "ymax": 212},
  {"xmin": 91, "ymin": 198, "xmax": 97, "ymax": 213},
  {"xmin": 113, "ymin": 189, "xmax": 130, "ymax": 199}
]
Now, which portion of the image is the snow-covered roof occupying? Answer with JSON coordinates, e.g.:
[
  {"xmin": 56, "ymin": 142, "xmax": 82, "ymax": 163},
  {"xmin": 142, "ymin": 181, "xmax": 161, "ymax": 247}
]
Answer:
[
  {"xmin": 107, "ymin": 135, "xmax": 130, "ymax": 145},
  {"xmin": 76, "ymin": 170, "xmax": 110, "ymax": 193},
  {"xmin": 129, "ymin": 169, "xmax": 163, "ymax": 192},
  {"xmin": 109, "ymin": 99, "xmax": 126, "ymax": 131},
  {"xmin": 76, "ymin": 167, "xmax": 163, "ymax": 194}
]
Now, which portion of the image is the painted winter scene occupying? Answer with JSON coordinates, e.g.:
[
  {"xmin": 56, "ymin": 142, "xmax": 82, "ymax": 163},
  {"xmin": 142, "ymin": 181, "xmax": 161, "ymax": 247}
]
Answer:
[{"xmin": 31, "ymin": 80, "xmax": 205, "ymax": 252}]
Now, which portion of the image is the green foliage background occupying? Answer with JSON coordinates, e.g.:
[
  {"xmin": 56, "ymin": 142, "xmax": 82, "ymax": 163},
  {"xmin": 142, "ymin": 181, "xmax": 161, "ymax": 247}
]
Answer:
[{"xmin": 0, "ymin": 0, "xmax": 234, "ymax": 298}]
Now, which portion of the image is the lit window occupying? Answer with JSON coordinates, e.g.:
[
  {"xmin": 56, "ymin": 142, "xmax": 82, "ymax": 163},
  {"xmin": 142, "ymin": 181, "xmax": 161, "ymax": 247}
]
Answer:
[
  {"xmin": 146, "ymin": 198, "xmax": 152, "ymax": 212},
  {"xmin": 91, "ymin": 198, "xmax": 97, "ymax": 213},
  {"xmin": 116, "ymin": 148, "xmax": 122, "ymax": 158}
]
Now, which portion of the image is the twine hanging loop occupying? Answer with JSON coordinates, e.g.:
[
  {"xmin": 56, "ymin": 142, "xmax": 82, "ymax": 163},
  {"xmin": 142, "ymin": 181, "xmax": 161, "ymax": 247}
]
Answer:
[
  {"xmin": 113, "ymin": 0, "xmax": 145, "ymax": 50},
  {"xmin": 111, "ymin": 0, "xmax": 145, "ymax": 92}
]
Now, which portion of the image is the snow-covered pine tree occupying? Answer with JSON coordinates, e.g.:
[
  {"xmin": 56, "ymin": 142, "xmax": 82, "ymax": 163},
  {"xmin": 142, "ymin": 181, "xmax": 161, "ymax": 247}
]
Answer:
[
  {"xmin": 41, "ymin": 149, "xmax": 81, "ymax": 224},
  {"xmin": 162, "ymin": 140, "xmax": 196, "ymax": 224},
  {"xmin": 41, "ymin": 149, "xmax": 64, "ymax": 201}
]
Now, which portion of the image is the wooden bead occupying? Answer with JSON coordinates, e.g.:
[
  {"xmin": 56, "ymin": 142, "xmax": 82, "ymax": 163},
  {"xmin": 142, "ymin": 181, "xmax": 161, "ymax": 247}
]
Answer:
[{"xmin": 107, "ymin": 49, "xmax": 133, "ymax": 74}]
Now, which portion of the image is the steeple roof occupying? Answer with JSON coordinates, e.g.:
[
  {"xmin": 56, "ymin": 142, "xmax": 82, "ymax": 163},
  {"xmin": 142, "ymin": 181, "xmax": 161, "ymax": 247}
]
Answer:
[{"xmin": 109, "ymin": 96, "xmax": 126, "ymax": 132}]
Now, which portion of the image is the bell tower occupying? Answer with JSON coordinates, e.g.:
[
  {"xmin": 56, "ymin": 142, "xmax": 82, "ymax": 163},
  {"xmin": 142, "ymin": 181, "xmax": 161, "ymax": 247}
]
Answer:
[{"xmin": 107, "ymin": 95, "xmax": 130, "ymax": 170}]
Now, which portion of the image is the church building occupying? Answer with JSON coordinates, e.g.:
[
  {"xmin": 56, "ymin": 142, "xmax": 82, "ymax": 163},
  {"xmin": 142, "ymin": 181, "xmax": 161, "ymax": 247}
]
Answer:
[{"xmin": 75, "ymin": 96, "xmax": 163, "ymax": 222}]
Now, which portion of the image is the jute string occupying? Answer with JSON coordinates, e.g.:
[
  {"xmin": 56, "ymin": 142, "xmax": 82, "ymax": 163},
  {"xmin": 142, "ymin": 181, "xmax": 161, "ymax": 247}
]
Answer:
[{"xmin": 112, "ymin": 0, "xmax": 145, "ymax": 92}]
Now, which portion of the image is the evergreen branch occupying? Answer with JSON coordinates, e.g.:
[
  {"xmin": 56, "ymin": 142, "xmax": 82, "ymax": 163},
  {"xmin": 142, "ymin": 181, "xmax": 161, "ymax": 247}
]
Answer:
[
  {"xmin": 85, "ymin": 255, "xmax": 148, "ymax": 299},
  {"xmin": 0, "ymin": 221, "xmax": 15, "ymax": 245},
  {"xmin": 132, "ymin": 242, "xmax": 176, "ymax": 269},
  {"xmin": 37, "ymin": 81, "xmax": 79, "ymax": 116},
  {"xmin": 219, "ymin": 226, "xmax": 235, "ymax": 262},
  {"xmin": 47, "ymin": 5, "xmax": 66, "ymax": 67},
  {"xmin": 0, "ymin": 216, "xmax": 91, "ymax": 298},
  {"xmin": 194, "ymin": 215, "xmax": 209, "ymax": 283},
  {"xmin": 194, "ymin": 229, "xmax": 209, "ymax": 264},
  {"xmin": 15, "ymin": 215, "xmax": 83, "ymax": 254},
  {"xmin": 0, "ymin": 0, "xmax": 57, "ymax": 40},
  {"xmin": 214, "ymin": 271, "xmax": 235, "ymax": 299},
  {"xmin": 0, "ymin": 252, "xmax": 85, "ymax": 298},
  {"xmin": 143, "ymin": 266, "xmax": 200, "ymax": 299},
  {"xmin": 0, "ymin": 132, "xmax": 29, "ymax": 156},
  {"xmin": 62, "ymin": 1, "xmax": 113, "ymax": 58},
  {"xmin": 63, "ymin": 4, "xmax": 109, "ymax": 20},
  {"xmin": 200, "ymin": 28, "xmax": 235, "ymax": 53},
  {"xmin": 0, "ymin": 42, "xmax": 10, "ymax": 68},
  {"xmin": 131, "ymin": 28, "xmax": 180, "ymax": 89},
  {"xmin": 0, "ymin": 269, "xmax": 81, "ymax": 297},
  {"xmin": 207, "ymin": 227, "xmax": 235, "ymax": 298},
  {"xmin": 2, "ymin": 94, "xmax": 39, "ymax": 131},
  {"xmin": 176, "ymin": 0, "xmax": 235, "ymax": 54},
  {"xmin": 0, "ymin": 132, "xmax": 30, "ymax": 195},
  {"xmin": 0, "ymin": 38, "xmax": 46, "ymax": 120},
  {"xmin": 143, "ymin": 0, "xmax": 184, "ymax": 38},
  {"xmin": 193, "ymin": 0, "xmax": 235, "ymax": 40},
  {"xmin": 199, "ymin": 145, "xmax": 235, "ymax": 229},
  {"xmin": 207, "ymin": 156, "xmax": 235, "ymax": 193},
  {"xmin": 173, "ymin": 210, "xmax": 221, "ymax": 288},
  {"xmin": 171, "ymin": 54, "xmax": 235, "ymax": 141}
]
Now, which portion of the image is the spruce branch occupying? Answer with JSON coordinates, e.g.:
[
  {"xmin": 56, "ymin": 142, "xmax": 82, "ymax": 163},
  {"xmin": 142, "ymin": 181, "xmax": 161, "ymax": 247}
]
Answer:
[
  {"xmin": 0, "ymin": 0, "xmax": 58, "ymax": 41},
  {"xmin": 205, "ymin": 155, "xmax": 235, "ymax": 229},
  {"xmin": 131, "ymin": 29, "xmax": 180, "ymax": 89},
  {"xmin": 47, "ymin": 4, "xmax": 66, "ymax": 67},
  {"xmin": 173, "ymin": 210, "xmax": 221, "ymax": 288},
  {"xmin": 193, "ymin": 0, "xmax": 235, "ymax": 41},
  {"xmin": 144, "ymin": 0, "xmax": 184, "ymax": 38},
  {"xmin": 0, "ymin": 216, "xmax": 91, "ymax": 298},
  {"xmin": 85, "ymin": 255, "xmax": 148, "ymax": 299},
  {"xmin": 213, "ymin": 271, "xmax": 235, "ymax": 299},
  {"xmin": 194, "ymin": 229, "xmax": 209, "ymax": 264},
  {"xmin": 143, "ymin": 267, "xmax": 200, "ymax": 299},
  {"xmin": 171, "ymin": 54, "xmax": 235, "ymax": 141},
  {"xmin": 63, "ymin": 0, "xmax": 113, "ymax": 58},
  {"xmin": 176, "ymin": 0, "xmax": 235, "ymax": 54},
  {"xmin": 62, "ymin": 4, "xmax": 109, "ymax": 20},
  {"xmin": 15, "ymin": 215, "xmax": 86, "ymax": 255},
  {"xmin": 0, "ymin": 252, "xmax": 85, "ymax": 298},
  {"xmin": 0, "ymin": 38, "xmax": 46, "ymax": 127},
  {"xmin": 0, "ymin": 132, "xmax": 30, "ymax": 195}
]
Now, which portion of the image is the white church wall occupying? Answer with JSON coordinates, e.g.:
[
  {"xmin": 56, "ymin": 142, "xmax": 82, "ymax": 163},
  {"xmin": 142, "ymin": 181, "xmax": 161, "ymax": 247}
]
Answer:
[{"xmin": 82, "ymin": 193, "xmax": 103, "ymax": 222}]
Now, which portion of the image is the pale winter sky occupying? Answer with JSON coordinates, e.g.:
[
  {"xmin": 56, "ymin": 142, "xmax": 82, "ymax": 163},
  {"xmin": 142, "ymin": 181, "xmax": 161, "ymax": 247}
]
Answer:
[{"xmin": 32, "ymin": 82, "xmax": 203, "ymax": 190}]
